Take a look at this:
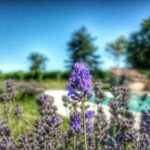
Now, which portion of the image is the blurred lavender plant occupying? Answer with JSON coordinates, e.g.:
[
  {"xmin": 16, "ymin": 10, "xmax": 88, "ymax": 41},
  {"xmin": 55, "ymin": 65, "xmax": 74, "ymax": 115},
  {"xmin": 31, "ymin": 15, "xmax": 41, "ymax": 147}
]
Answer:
[
  {"xmin": 17, "ymin": 82, "xmax": 43, "ymax": 100},
  {"xmin": 37, "ymin": 93, "xmax": 56, "ymax": 116},
  {"xmin": 14, "ymin": 104, "xmax": 23, "ymax": 119},
  {"xmin": 94, "ymin": 82, "xmax": 105, "ymax": 104},
  {"xmin": 93, "ymin": 108, "xmax": 108, "ymax": 149},
  {"xmin": 0, "ymin": 69, "xmax": 149, "ymax": 150},
  {"xmin": 139, "ymin": 109, "xmax": 150, "ymax": 149},
  {"xmin": 106, "ymin": 86, "xmax": 138, "ymax": 149},
  {"xmin": 0, "ymin": 79, "xmax": 16, "ymax": 104},
  {"xmin": 36, "ymin": 93, "xmax": 64, "ymax": 149},
  {"xmin": 110, "ymin": 86, "xmax": 130, "ymax": 110},
  {"xmin": 18, "ymin": 93, "xmax": 64, "ymax": 150},
  {"xmin": 0, "ymin": 118, "xmax": 16, "ymax": 150},
  {"xmin": 0, "ymin": 79, "xmax": 16, "ymax": 124}
]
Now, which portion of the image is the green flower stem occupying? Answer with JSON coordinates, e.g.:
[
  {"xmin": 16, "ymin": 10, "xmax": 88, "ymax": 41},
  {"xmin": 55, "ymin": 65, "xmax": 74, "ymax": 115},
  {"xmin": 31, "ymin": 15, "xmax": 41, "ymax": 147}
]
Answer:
[
  {"xmin": 4, "ymin": 103, "xmax": 9, "ymax": 124},
  {"xmin": 82, "ymin": 100, "xmax": 88, "ymax": 150},
  {"xmin": 73, "ymin": 134, "xmax": 76, "ymax": 150},
  {"xmin": 96, "ymin": 140, "xmax": 100, "ymax": 150},
  {"xmin": 17, "ymin": 119, "xmax": 20, "ymax": 136}
]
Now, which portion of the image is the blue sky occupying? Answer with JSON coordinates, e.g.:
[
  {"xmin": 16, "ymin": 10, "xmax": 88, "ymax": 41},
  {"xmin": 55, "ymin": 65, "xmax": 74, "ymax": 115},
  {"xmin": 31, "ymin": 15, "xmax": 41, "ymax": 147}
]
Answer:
[{"xmin": 0, "ymin": 0, "xmax": 150, "ymax": 72}]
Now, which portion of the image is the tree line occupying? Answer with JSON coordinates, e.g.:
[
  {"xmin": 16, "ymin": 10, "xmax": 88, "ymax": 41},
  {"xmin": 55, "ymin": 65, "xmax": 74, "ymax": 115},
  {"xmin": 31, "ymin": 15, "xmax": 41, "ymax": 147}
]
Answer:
[
  {"xmin": 28, "ymin": 17, "xmax": 150, "ymax": 75},
  {"xmin": 0, "ymin": 17, "xmax": 149, "ymax": 80}
]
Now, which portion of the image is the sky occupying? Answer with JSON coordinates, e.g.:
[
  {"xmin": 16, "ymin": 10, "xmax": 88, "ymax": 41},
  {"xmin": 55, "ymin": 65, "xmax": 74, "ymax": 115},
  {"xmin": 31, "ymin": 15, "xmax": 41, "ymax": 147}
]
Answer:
[{"xmin": 0, "ymin": 0, "xmax": 150, "ymax": 72}]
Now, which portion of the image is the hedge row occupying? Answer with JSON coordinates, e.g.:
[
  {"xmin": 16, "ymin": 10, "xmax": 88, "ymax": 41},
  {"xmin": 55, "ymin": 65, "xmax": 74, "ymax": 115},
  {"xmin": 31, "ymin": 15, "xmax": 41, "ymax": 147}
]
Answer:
[
  {"xmin": 0, "ymin": 70, "xmax": 113, "ymax": 81},
  {"xmin": 0, "ymin": 71, "xmax": 71, "ymax": 81}
]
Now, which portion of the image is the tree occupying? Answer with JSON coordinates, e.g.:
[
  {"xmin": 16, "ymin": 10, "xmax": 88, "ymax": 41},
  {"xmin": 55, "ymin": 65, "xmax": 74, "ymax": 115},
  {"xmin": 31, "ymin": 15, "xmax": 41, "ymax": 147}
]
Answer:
[
  {"xmin": 28, "ymin": 52, "xmax": 48, "ymax": 73},
  {"xmin": 106, "ymin": 36, "xmax": 128, "ymax": 67},
  {"xmin": 66, "ymin": 27, "xmax": 101, "ymax": 72},
  {"xmin": 127, "ymin": 18, "xmax": 150, "ymax": 69}
]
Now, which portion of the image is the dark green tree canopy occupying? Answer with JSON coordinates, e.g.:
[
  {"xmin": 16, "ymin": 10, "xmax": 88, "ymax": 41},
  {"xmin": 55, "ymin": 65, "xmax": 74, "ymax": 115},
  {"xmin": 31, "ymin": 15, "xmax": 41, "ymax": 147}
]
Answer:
[
  {"xmin": 28, "ymin": 52, "xmax": 48, "ymax": 73},
  {"xmin": 127, "ymin": 18, "xmax": 150, "ymax": 69},
  {"xmin": 66, "ymin": 27, "xmax": 101, "ymax": 70}
]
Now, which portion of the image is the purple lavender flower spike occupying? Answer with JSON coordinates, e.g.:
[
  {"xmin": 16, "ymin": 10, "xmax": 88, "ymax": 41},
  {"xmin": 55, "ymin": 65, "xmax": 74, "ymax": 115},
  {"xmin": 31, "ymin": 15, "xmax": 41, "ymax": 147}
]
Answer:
[
  {"xmin": 86, "ymin": 111, "xmax": 94, "ymax": 132},
  {"xmin": 49, "ymin": 116, "xmax": 55, "ymax": 124},
  {"xmin": 66, "ymin": 62, "xmax": 93, "ymax": 101},
  {"xmin": 86, "ymin": 111, "xmax": 94, "ymax": 121},
  {"xmin": 56, "ymin": 117, "xmax": 63, "ymax": 125},
  {"xmin": 86, "ymin": 122, "xmax": 93, "ymax": 132},
  {"xmin": 71, "ymin": 113, "xmax": 82, "ymax": 132}
]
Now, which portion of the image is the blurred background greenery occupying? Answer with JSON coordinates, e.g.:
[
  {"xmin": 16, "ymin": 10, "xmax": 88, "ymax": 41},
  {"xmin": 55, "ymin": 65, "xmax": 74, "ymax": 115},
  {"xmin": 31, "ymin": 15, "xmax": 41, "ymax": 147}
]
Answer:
[
  {"xmin": 0, "ymin": 18, "xmax": 149, "ymax": 90},
  {"xmin": 0, "ymin": 1, "xmax": 149, "ymax": 89}
]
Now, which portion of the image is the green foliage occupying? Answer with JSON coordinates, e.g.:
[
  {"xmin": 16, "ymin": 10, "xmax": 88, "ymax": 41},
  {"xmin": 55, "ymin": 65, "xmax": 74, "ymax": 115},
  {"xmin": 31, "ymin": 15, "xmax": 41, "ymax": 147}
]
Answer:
[
  {"xmin": 127, "ymin": 18, "xmax": 150, "ymax": 69},
  {"xmin": 28, "ymin": 52, "xmax": 48, "ymax": 73},
  {"xmin": 23, "ymin": 72, "xmax": 45, "ymax": 81},
  {"xmin": 23, "ymin": 72, "xmax": 41, "ymax": 81},
  {"xmin": 23, "ymin": 72, "xmax": 34, "ymax": 80},
  {"xmin": 0, "ymin": 72, "xmax": 4, "ymax": 80},
  {"xmin": 0, "ymin": 72, "xmax": 24, "ymax": 80},
  {"xmin": 0, "ymin": 98, "xmax": 39, "ymax": 137},
  {"xmin": 17, "ymin": 86, "xmax": 39, "ymax": 100},
  {"xmin": 138, "ymin": 69, "xmax": 150, "ymax": 79},
  {"xmin": 42, "ymin": 71, "xmax": 62, "ymax": 79},
  {"xmin": 0, "ymin": 71, "xmax": 24, "ymax": 80},
  {"xmin": 106, "ymin": 36, "xmax": 128, "ymax": 66},
  {"xmin": 66, "ymin": 26, "xmax": 101, "ymax": 71},
  {"xmin": 0, "ymin": 71, "xmax": 71, "ymax": 81},
  {"xmin": 92, "ymin": 69, "xmax": 105, "ymax": 79},
  {"xmin": 61, "ymin": 71, "xmax": 71, "ymax": 79},
  {"xmin": 59, "ymin": 116, "xmax": 70, "ymax": 132}
]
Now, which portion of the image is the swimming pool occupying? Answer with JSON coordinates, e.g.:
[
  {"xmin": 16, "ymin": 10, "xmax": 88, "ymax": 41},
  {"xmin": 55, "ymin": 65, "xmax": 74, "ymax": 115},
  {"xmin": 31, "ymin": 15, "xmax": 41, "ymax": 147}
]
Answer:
[{"xmin": 89, "ymin": 94, "xmax": 150, "ymax": 112}]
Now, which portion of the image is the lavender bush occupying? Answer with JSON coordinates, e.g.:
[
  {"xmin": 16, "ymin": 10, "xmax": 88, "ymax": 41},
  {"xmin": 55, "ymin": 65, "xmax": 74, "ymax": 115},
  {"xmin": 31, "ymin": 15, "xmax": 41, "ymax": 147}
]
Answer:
[{"xmin": 0, "ymin": 62, "xmax": 149, "ymax": 150}]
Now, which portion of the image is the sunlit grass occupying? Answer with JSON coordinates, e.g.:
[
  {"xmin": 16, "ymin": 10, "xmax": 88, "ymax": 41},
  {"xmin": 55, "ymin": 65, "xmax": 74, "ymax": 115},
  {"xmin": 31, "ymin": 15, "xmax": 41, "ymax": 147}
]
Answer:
[
  {"xmin": 18, "ymin": 79, "xmax": 109, "ymax": 90},
  {"xmin": 38, "ymin": 79, "xmax": 68, "ymax": 89},
  {"xmin": 0, "ymin": 96, "xmax": 70, "ymax": 138},
  {"xmin": 0, "ymin": 97, "xmax": 40, "ymax": 138}
]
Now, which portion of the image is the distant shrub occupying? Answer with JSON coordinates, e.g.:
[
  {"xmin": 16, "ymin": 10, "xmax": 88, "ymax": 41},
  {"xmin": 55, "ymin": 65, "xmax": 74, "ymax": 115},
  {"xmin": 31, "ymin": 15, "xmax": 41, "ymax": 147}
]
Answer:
[
  {"xmin": 138, "ymin": 69, "xmax": 150, "ymax": 79},
  {"xmin": 42, "ymin": 71, "xmax": 62, "ymax": 79},
  {"xmin": 16, "ymin": 83, "xmax": 43, "ymax": 100},
  {"xmin": 0, "ymin": 72, "xmax": 24, "ymax": 80},
  {"xmin": 61, "ymin": 71, "xmax": 71, "ymax": 79},
  {"xmin": 0, "ymin": 70, "xmax": 113, "ymax": 81},
  {"xmin": 0, "ymin": 72, "xmax": 4, "ymax": 80},
  {"xmin": 23, "ymin": 72, "xmax": 33, "ymax": 80},
  {"xmin": 24, "ymin": 72, "xmax": 42, "ymax": 81}
]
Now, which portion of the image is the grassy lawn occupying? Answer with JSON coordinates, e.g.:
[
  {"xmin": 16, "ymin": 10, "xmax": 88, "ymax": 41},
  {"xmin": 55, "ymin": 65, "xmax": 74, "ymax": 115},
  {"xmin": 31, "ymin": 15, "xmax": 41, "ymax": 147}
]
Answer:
[
  {"xmin": 0, "ymin": 79, "xmax": 68, "ymax": 91},
  {"xmin": 0, "ymin": 79, "xmax": 110, "ymax": 91},
  {"xmin": 0, "ymin": 97, "xmax": 40, "ymax": 138},
  {"xmin": 39, "ymin": 79, "xmax": 68, "ymax": 89},
  {"xmin": 0, "ymin": 96, "xmax": 70, "ymax": 138},
  {"xmin": 0, "ymin": 79, "xmax": 71, "ymax": 138},
  {"xmin": 14, "ymin": 79, "xmax": 110, "ymax": 90}
]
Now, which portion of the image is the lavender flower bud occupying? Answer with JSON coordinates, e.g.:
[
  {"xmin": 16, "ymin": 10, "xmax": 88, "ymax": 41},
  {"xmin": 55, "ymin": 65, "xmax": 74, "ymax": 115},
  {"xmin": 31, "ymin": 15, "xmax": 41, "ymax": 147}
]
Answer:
[{"xmin": 66, "ymin": 62, "xmax": 93, "ymax": 101}]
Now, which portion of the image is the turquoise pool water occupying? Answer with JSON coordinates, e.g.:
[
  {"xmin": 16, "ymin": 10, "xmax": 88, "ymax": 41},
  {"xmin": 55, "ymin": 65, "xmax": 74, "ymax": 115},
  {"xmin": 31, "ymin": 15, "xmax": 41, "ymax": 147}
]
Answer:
[{"xmin": 89, "ymin": 95, "xmax": 150, "ymax": 112}]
